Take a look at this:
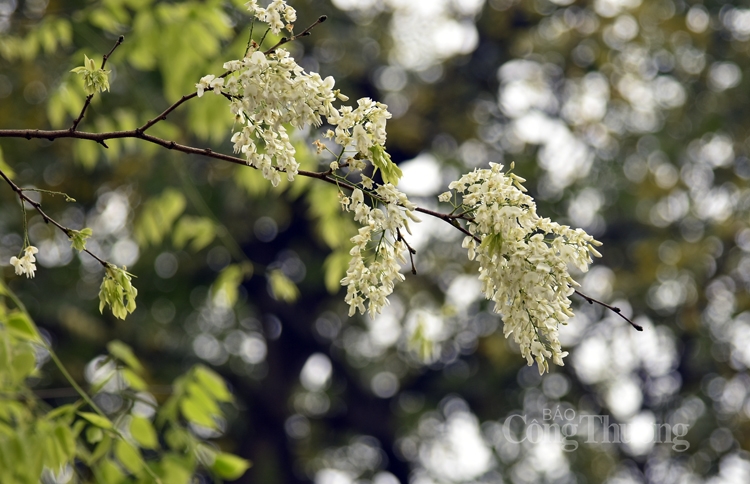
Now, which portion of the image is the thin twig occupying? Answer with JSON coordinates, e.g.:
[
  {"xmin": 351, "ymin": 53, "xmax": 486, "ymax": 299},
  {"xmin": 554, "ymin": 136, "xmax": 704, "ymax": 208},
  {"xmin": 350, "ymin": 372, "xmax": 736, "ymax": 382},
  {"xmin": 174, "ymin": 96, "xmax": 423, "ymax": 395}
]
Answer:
[
  {"xmin": 0, "ymin": 167, "xmax": 108, "ymax": 267},
  {"xmin": 70, "ymin": 35, "xmax": 125, "ymax": 132},
  {"xmin": 574, "ymin": 289, "xmax": 643, "ymax": 331},
  {"xmin": 396, "ymin": 228, "xmax": 417, "ymax": 275},
  {"xmin": 263, "ymin": 15, "xmax": 328, "ymax": 55},
  {"xmin": 138, "ymin": 92, "xmax": 198, "ymax": 133}
]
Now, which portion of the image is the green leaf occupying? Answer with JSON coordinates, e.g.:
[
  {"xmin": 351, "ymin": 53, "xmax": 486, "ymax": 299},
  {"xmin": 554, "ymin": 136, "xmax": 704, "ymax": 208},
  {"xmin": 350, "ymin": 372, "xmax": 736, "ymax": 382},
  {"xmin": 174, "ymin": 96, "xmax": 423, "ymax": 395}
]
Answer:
[
  {"xmin": 172, "ymin": 215, "xmax": 215, "ymax": 252},
  {"xmin": 186, "ymin": 382, "xmax": 219, "ymax": 415},
  {"xmin": 268, "ymin": 269, "xmax": 299, "ymax": 303},
  {"xmin": 11, "ymin": 346, "xmax": 36, "ymax": 382},
  {"xmin": 211, "ymin": 263, "xmax": 251, "ymax": 307},
  {"xmin": 211, "ymin": 452, "xmax": 251, "ymax": 480},
  {"xmin": 86, "ymin": 426, "xmax": 103, "ymax": 444},
  {"xmin": 180, "ymin": 398, "xmax": 216, "ymax": 429},
  {"xmin": 90, "ymin": 434, "xmax": 112, "ymax": 464},
  {"xmin": 323, "ymin": 249, "xmax": 350, "ymax": 294},
  {"xmin": 134, "ymin": 188, "xmax": 187, "ymax": 247},
  {"xmin": 69, "ymin": 227, "xmax": 93, "ymax": 251},
  {"xmin": 95, "ymin": 458, "xmax": 125, "ymax": 484},
  {"xmin": 369, "ymin": 145, "xmax": 402, "ymax": 185},
  {"xmin": 54, "ymin": 424, "xmax": 76, "ymax": 461},
  {"xmin": 5, "ymin": 311, "xmax": 40, "ymax": 341},
  {"xmin": 130, "ymin": 416, "xmax": 158, "ymax": 450},
  {"xmin": 114, "ymin": 440, "xmax": 142, "ymax": 476},
  {"xmin": 107, "ymin": 340, "xmax": 144, "ymax": 373},
  {"xmin": 78, "ymin": 412, "xmax": 113, "ymax": 429},
  {"xmin": 46, "ymin": 404, "xmax": 78, "ymax": 421},
  {"xmin": 122, "ymin": 368, "xmax": 147, "ymax": 391},
  {"xmin": 0, "ymin": 146, "xmax": 14, "ymax": 179},
  {"xmin": 193, "ymin": 365, "xmax": 232, "ymax": 402}
]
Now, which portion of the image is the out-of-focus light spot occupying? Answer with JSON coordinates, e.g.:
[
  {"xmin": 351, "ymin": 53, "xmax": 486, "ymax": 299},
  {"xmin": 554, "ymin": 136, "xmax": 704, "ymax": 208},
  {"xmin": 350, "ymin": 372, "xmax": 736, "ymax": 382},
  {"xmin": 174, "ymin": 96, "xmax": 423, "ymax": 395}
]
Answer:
[
  {"xmin": 686, "ymin": 5, "xmax": 710, "ymax": 33},
  {"xmin": 594, "ymin": 0, "xmax": 641, "ymax": 18},
  {"xmin": 606, "ymin": 377, "xmax": 643, "ymax": 420},
  {"xmin": 709, "ymin": 62, "xmax": 742, "ymax": 92},
  {"xmin": 111, "ymin": 238, "xmax": 139, "ymax": 267},
  {"xmin": 254, "ymin": 216, "xmax": 278, "ymax": 242},
  {"xmin": 207, "ymin": 246, "xmax": 230, "ymax": 271},
  {"xmin": 239, "ymin": 334, "xmax": 267, "ymax": 364},
  {"xmin": 154, "ymin": 252, "xmax": 178, "ymax": 278},
  {"xmin": 375, "ymin": 65, "xmax": 407, "ymax": 91},
  {"xmin": 612, "ymin": 14, "xmax": 639, "ymax": 41},
  {"xmin": 285, "ymin": 414, "xmax": 311, "ymax": 439},
  {"xmin": 622, "ymin": 411, "xmax": 655, "ymax": 455},
  {"xmin": 93, "ymin": 191, "xmax": 129, "ymax": 235},
  {"xmin": 372, "ymin": 471, "xmax": 400, "ymax": 484},
  {"xmin": 193, "ymin": 333, "xmax": 227, "ymax": 364},
  {"xmin": 151, "ymin": 298, "xmax": 176, "ymax": 324},
  {"xmin": 417, "ymin": 406, "xmax": 494, "ymax": 481},
  {"xmin": 688, "ymin": 133, "xmax": 734, "ymax": 167},
  {"xmin": 23, "ymin": 80, "xmax": 46, "ymax": 104},
  {"xmin": 399, "ymin": 153, "xmax": 442, "ymax": 197},
  {"xmin": 371, "ymin": 371, "xmax": 399, "ymax": 398},
  {"xmin": 315, "ymin": 469, "xmax": 354, "ymax": 484},
  {"xmin": 723, "ymin": 8, "xmax": 750, "ymax": 41},
  {"xmin": 301, "ymin": 353, "xmax": 333, "ymax": 391},
  {"xmin": 446, "ymin": 275, "xmax": 481, "ymax": 310},
  {"xmin": 542, "ymin": 373, "xmax": 570, "ymax": 399}
]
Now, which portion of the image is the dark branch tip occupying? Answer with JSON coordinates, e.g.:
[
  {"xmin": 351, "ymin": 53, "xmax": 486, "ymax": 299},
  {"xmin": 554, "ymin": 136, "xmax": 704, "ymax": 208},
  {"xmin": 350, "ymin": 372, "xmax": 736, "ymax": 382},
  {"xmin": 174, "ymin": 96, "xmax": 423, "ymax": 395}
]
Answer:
[{"xmin": 319, "ymin": 15, "xmax": 327, "ymax": 22}]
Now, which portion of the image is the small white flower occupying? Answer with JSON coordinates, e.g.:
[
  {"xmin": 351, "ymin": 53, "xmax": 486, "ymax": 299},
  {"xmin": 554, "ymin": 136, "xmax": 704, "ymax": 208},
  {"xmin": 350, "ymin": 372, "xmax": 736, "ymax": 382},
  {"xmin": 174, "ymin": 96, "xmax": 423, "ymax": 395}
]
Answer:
[
  {"xmin": 438, "ymin": 191, "xmax": 452, "ymax": 203},
  {"xmin": 10, "ymin": 245, "xmax": 39, "ymax": 278},
  {"xmin": 10, "ymin": 256, "xmax": 24, "ymax": 276}
]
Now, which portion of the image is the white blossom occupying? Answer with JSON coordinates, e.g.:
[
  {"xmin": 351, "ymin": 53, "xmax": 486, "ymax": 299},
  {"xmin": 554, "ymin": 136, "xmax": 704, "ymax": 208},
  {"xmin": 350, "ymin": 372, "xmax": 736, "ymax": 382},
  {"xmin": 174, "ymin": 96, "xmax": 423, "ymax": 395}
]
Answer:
[
  {"xmin": 10, "ymin": 245, "xmax": 39, "ymax": 278},
  {"xmin": 449, "ymin": 163, "xmax": 602, "ymax": 374},
  {"xmin": 340, "ymin": 185, "xmax": 419, "ymax": 318}
]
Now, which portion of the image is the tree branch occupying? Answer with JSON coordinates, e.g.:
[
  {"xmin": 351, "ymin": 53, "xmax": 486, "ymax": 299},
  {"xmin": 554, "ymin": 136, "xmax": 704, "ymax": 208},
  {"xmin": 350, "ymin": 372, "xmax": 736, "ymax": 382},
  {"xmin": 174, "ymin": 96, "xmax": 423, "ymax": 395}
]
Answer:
[
  {"xmin": 574, "ymin": 289, "xmax": 643, "ymax": 331},
  {"xmin": 263, "ymin": 15, "xmax": 328, "ymax": 55},
  {"xmin": 0, "ymin": 166, "xmax": 109, "ymax": 267}
]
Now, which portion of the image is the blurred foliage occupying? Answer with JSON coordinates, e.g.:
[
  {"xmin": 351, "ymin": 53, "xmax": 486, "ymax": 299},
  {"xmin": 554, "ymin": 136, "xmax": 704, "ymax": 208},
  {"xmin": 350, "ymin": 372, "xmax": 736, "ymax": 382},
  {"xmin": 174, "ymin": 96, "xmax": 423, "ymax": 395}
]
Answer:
[{"xmin": 3, "ymin": 0, "xmax": 750, "ymax": 483}]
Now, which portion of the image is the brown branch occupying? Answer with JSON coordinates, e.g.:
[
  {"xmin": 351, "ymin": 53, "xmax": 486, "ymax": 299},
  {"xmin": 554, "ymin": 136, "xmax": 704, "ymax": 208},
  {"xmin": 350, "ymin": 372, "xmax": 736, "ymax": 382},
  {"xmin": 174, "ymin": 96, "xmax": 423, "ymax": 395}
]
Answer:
[
  {"xmin": 263, "ymin": 15, "xmax": 327, "ymax": 55},
  {"xmin": 70, "ymin": 36, "xmax": 125, "ymax": 132},
  {"xmin": 396, "ymin": 228, "xmax": 417, "ymax": 275},
  {"xmin": 574, "ymin": 289, "xmax": 642, "ymax": 331},
  {"xmin": 0, "ymin": 167, "xmax": 109, "ymax": 267},
  {"xmin": 138, "ymin": 93, "xmax": 198, "ymax": 133}
]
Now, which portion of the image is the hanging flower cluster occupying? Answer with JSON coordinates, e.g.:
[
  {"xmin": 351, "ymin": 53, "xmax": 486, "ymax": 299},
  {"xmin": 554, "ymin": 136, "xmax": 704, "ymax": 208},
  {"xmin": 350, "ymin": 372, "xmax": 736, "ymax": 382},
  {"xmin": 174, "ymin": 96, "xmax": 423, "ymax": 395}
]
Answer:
[
  {"xmin": 340, "ymin": 184, "xmax": 420, "ymax": 317},
  {"xmin": 195, "ymin": 2, "xmax": 394, "ymax": 187},
  {"xmin": 442, "ymin": 163, "xmax": 602, "ymax": 373},
  {"xmin": 9, "ymin": 245, "xmax": 38, "ymax": 278}
]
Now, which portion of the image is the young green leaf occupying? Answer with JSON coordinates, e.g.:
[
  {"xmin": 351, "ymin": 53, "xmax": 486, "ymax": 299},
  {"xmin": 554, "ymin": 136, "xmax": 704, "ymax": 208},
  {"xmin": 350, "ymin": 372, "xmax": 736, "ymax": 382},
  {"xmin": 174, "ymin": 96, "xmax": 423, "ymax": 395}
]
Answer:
[
  {"xmin": 211, "ymin": 452, "xmax": 252, "ymax": 480},
  {"xmin": 107, "ymin": 340, "xmax": 144, "ymax": 373},
  {"xmin": 193, "ymin": 365, "xmax": 232, "ymax": 402},
  {"xmin": 129, "ymin": 416, "xmax": 158, "ymax": 450},
  {"xmin": 78, "ymin": 412, "xmax": 113, "ymax": 430},
  {"xmin": 114, "ymin": 440, "xmax": 142, "ymax": 476},
  {"xmin": 6, "ymin": 311, "xmax": 40, "ymax": 342},
  {"xmin": 68, "ymin": 227, "xmax": 93, "ymax": 251}
]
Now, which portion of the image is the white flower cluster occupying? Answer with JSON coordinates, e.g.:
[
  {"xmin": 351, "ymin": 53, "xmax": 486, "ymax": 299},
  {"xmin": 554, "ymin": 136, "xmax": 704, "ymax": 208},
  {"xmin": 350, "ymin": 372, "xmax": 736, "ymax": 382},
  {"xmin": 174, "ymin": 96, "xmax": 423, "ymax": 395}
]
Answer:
[
  {"xmin": 246, "ymin": 0, "xmax": 297, "ymax": 35},
  {"xmin": 447, "ymin": 163, "xmax": 602, "ymax": 374},
  {"xmin": 9, "ymin": 246, "xmax": 38, "ymax": 278},
  {"xmin": 196, "ymin": 1, "xmax": 393, "ymax": 187},
  {"xmin": 340, "ymin": 184, "xmax": 420, "ymax": 317}
]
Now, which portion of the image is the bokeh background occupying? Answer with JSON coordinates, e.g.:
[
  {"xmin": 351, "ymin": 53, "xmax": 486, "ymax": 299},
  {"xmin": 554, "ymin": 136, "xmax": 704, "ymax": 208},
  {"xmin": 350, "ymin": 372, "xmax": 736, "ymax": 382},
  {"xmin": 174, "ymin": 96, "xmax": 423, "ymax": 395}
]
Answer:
[{"xmin": 2, "ymin": 0, "xmax": 750, "ymax": 482}]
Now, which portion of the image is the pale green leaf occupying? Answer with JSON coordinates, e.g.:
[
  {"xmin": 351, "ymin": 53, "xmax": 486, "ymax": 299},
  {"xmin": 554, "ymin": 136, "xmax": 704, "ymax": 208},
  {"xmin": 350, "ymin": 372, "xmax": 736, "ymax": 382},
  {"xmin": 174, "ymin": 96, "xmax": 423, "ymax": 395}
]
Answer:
[
  {"xmin": 78, "ymin": 412, "xmax": 113, "ymax": 429},
  {"xmin": 114, "ymin": 439, "xmax": 142, "ymax": 476},
  {"xmin": 107, "ymin": 340, "xmax": 144, "ymax": 373},
  {"xmin": 129, "ymin": 416, "xmax": 158, "ymax": 450},
  {"xmin": 211, "ymin": 452, "xmax": 252, "ymax": 480},
  {"xmin": 193, "ymin": 365, "xmax": 232, "ymax": 402}
]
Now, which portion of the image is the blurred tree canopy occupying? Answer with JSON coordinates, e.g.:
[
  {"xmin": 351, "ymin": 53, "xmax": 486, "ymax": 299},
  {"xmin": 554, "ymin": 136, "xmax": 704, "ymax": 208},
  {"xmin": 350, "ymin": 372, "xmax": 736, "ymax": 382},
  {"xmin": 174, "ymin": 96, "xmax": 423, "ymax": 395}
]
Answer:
[{"xmin": 2, "ymin": 0, "xmax": 750, "ymax": 482}]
